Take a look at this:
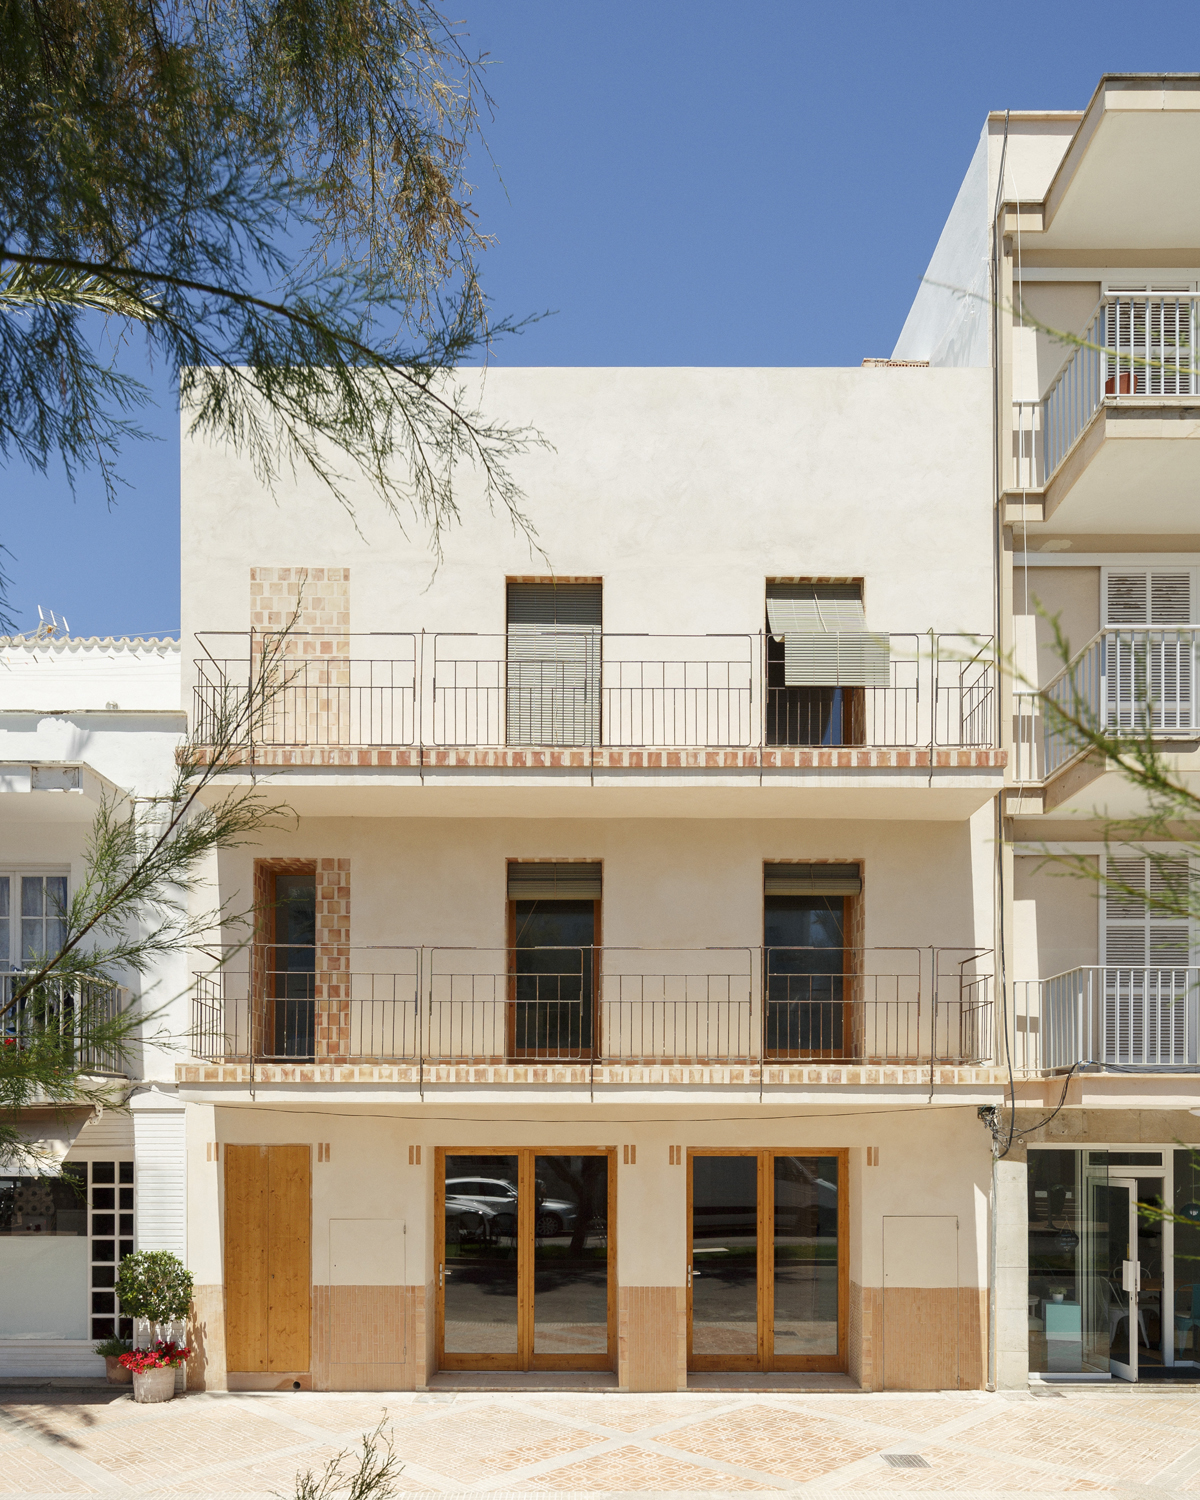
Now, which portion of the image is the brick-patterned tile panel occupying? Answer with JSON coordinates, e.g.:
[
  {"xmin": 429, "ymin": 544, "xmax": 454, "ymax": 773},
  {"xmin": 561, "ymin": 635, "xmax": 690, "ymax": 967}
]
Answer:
[
  {"xmin": 851, "ymin": 1441, "xmax": 1112, "ymax": 1491},
  {"xmin": 663, "ymin": 1404, "xmax": 883, "ymax": 1483},
  {"xmin": 523, "ymin": 1443, "xmax": 775, "ymax": 1490}
]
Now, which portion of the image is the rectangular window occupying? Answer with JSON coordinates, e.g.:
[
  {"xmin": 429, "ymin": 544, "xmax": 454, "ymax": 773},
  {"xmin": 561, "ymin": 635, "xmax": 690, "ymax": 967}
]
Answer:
[
  {"xmin": 764, "ymin": 863, "xmax": 860, "ymax": 1058},
  {"xmin": 506, "ymin": 582, "xmax": 602, "ymax": 747},
  {"xmin": 508, "ymin": 862, "xmax": 600, "ymax": 1059},
  {"xmin": 265, "ymin": 871, "xmax": 316, "ymax": 1060},
  {"xmin": 1102, "ymin": 570, "xmax": 1196, "ymax": 733},
  {"xmin": 765, "ymin": 583, "xmax": 887, "ymax": 747}
]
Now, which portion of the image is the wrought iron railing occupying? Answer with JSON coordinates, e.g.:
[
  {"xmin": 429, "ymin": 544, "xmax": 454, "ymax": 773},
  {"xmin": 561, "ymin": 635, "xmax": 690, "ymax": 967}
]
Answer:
[
  {"xmin": 1, "ymin": 972, "xmax": 130, "ymax": 1076},
  {"xmin": 1012, "ymin": 292, "xmax": 1200, "ymax": 488},
  {"xmin": 1014, "ymin": 626, "xmax": 1200, "ymax": 782},
  {"xmin": 192, "ymin": 631, "xmax": 997, "ymax": 753},
  {"xmin": 189, "ymin": 945, "xmax": 992, "ymax": 1069},
  {"xmin": 1012, "ymin": 967, "xmax": 1200, "ymax": 1070}
]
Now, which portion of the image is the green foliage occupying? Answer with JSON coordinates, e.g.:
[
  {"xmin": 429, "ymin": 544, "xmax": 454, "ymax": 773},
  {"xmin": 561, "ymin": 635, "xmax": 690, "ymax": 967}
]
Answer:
[
  {"xmin": 114, "ymin": 1250, "xmax": 194, "ymax": 1321},
  {"xmin": 0, "ymin": 0, "xmax": 546, "ymax": 592},
  {"xmin": 94, "ymin": 1335, "xmax": 133, "ymax": 1357}
]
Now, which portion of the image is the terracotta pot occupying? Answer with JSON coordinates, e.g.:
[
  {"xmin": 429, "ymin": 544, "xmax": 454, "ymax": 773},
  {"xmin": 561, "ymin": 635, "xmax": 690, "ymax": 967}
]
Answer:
[
  {"xmin": 132, "ymin": 1365, "xmax": 175, "ymax": 1403},
  {"xmin": 104, "ymin": 1356, "xmax": 132, "ymax": 1386}
]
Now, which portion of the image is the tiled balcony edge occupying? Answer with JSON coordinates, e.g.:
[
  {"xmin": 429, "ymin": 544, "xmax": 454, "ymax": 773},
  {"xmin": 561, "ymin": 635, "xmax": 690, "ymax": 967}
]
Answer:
[
  {"xmin": 186, "ymin": 745, "xmax": 1008, "ymax": 771},
  {"xmin": 175, "ymin": 1061, "xmax": 1010, "ymax": 1087}
]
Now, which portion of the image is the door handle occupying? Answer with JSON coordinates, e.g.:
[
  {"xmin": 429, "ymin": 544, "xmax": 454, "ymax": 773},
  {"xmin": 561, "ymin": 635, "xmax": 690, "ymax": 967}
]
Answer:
[
  {"xmin": 1136, "ymin": 1261, "xmax": 1143, "ymax": 1293},
  {"xmin": 1122, "ymin": 1259, "xmax": 1136, "ymax": 1294}
]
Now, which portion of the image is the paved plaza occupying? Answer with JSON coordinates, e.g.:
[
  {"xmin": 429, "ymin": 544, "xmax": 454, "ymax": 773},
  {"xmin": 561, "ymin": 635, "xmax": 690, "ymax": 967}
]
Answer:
[{"xmin": 0, "ymin": 1384, "xmax": 1199, "ymax": 1498}]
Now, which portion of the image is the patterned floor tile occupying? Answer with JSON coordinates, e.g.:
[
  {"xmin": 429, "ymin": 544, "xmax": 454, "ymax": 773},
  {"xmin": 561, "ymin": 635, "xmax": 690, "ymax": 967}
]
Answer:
[
  {"xmin": 0, "ymin": 1446, "xmax": 97, "ymax": 1493},
  {"xmin": 64, "ymin": 1407, "xmax": 320, "ymax": 1483},
  {"xmin": 523, "ymin": 1442, "xmax": 777, "ymax": 1490},
  {"xmin": 783, "ymin": 1395, "xmax": 987, "ymax": 1434},
  {"xmin": 372, "ymin": 1401, "xmax": 595, "ymax": 1483},
  {"xmin": 662, "ymin": 1405, "xmax": 882, "ymax": 1482},
  {"xmin": 960, "ymin": 1406, "xmax": 1182, "ymax": 1483},
  {"xmin": 520, "ymin": 1395, "xmax": 728, "ymax": 1433},
  {"xmin": 851, "ymin": 1442, "xmax": 1113, "ymax": 1491}
]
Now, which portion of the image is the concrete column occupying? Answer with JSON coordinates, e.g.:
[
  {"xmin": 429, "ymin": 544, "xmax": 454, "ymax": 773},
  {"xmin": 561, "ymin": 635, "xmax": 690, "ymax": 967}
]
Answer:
[{"xmin": 994, "ymin": 1155, "xmax": 1029, "ymax": 1388}]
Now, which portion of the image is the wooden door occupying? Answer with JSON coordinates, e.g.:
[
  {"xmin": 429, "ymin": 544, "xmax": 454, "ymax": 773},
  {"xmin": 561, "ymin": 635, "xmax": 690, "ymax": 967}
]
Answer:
[
  {"xmin": 225, "ymin": 1145, "xmax": 312, "ymax": 1372},
  {"xmin": 687, "ymin": 1149, "xmax": 849, "ymax": 1373}
]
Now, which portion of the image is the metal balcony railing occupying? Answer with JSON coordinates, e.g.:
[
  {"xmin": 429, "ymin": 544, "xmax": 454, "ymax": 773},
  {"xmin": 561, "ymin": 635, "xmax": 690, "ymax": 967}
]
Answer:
[
  {"xmin": 1, "ymin": 972, "xmax": 130, "ymax": 1076},
  {"xmin": 1012, "ymin": 968, "xmax": 1200, "ymax": 1071},
  {"xmin": 1013, "ymin": 626, "xmax": 1200, "ymax": 783},
  {"xmin": 1011, "ymin": 292, "xmax": 1200, "ymax": 488},
  {"xmin": 192, "ymin": 631, "xmax": 997, "ymax": 754},
  {"xmin": 189, "ymin": 945, "xmax": 993, "ymax": 1071}
]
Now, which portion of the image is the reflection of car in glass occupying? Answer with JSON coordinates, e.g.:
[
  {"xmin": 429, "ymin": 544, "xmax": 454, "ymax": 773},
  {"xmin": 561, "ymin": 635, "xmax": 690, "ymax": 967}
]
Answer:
[
  {"xmin": 445, "ymin": 1176, "xmax": 579, "ymax": 1237},
  {"xmin": 444, "ymin": 1195, "xmax": 496, "ymax": 1243}
]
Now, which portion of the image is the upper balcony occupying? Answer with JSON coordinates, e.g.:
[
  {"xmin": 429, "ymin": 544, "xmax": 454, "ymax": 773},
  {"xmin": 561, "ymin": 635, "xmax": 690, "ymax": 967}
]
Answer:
[
  {"xmin": 1010, "ymin": 293, "xmax": 1200, "ymax": 533},
  {"xmin": 1013, "ymin": 967, "xmax": 1200, "ymax": 1072},
  {"xmin": 190, "ymin": 629, "xmax": 1003, "ymax": 813}
]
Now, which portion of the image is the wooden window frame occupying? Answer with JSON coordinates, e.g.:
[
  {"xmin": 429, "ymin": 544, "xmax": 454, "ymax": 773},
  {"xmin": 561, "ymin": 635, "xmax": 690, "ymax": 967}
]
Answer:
[
  {"xmin": 435, "ymin": 1145, "xmax": 617, "ymax": 1372},
  {"xmin": 686, "ymin": 1147, "xmax": 850, "ymax": 1373}
]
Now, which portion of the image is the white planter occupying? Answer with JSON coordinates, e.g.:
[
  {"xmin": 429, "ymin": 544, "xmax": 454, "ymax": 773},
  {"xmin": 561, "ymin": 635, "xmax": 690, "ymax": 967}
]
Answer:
[
  {"xmin": 132, "ymin": 1365, "xmax": 175, "ymax": 1403},
  {"xmin": 133, "ymin": 1317, "xmax": 186, "ymax": 1348}
]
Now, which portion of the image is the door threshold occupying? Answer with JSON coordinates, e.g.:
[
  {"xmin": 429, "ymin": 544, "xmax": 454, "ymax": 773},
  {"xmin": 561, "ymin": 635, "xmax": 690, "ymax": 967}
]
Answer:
[
  {"xmin": 428, "ymin": 1371, "xmax": 619, "ymax": 1391},
  {"xmin": 687, "ymin": 1372, "xmax": 860, "ymax": 1392}
]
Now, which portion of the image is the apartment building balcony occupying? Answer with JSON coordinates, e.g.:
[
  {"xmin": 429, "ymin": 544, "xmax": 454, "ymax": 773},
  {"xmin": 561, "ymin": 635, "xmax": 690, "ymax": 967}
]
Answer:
[
  {"xmin": 1012, "ymin": 625, "xmax": 1200, "ymax": 811},
  {"xmin": 1, "ymin": 972, "xmax": 131, "ymax": 1078},
  {"xmin": 181, "ymin": 944, "xmax": 995, "ymax": 1088},
  {"xmin": 190, "ymin": 631, "xmax": 1003, "ymax": 816},
  {"xmin": 1009, "ymin": 293, "xmax": 1200, "ymax": 533},
  {"xmin": 1013, "ymin": 968, "xmax": 1200, "ymax": 1073}
]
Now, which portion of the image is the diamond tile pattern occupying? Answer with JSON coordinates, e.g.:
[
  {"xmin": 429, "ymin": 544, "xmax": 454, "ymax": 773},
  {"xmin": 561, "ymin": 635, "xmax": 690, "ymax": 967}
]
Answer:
[{"xmin": 0, "ymin": 1385, "xmax": 1196, "ymax": 1496}]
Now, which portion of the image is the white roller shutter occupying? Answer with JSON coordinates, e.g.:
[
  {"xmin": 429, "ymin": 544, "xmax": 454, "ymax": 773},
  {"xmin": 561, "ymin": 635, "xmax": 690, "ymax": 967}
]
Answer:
[
  {"xmin": 767, "ymin": 583, "xmax": 890, "ymax": 689},
  {"xmin": 132, "ymin": 1104, "xmax": 186, "ymax": 1259},
  {"xmin": 1103, "ymin": 569, "xmax": 1196, "ymax": 731},
  {"xmin": 506, "ymin": 583, "xmax": 601, "ymax": 746}
]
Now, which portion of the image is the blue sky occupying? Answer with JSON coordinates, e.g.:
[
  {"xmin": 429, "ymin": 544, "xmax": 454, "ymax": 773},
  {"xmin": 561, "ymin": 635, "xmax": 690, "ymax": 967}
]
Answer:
[{"xmin": 6, "ymin": 0, "xmax": 1200, "ymax": 638}]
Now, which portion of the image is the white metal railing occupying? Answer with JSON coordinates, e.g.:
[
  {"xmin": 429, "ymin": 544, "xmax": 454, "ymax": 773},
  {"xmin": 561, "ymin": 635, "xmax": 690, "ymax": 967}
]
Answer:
[
  {"xmin": 1012, "ymin": 292, "xmax": 1200, "ymax": 488},
  {"xmin": 1013, "ymin": 968, "xmax": 1200, "ymax": 1070},
  {"xmin": 0, "ymin": 972, "xmax": 130, "ymax": 1076},
  {"xmin": 1013, "ymin": 626, "xmax": 1200, "ymax": 783},
  {"xmin": 193, "ymin": 631, "xmax": 998, "ymax": 754}
]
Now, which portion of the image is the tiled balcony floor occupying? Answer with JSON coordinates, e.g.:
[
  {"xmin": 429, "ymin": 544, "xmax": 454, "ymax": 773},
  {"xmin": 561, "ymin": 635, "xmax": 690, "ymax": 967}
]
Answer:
[{"xmin": 1, "ymin": 1385, "xmax": 1198, "ymax": 1497}]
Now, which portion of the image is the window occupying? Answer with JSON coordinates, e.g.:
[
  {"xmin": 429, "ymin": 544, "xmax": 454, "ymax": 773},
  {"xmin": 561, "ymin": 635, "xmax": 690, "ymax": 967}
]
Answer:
[
  {"xmin": 1101, "ymin": 570, "xmax": 1196, "ymax": 733},
  {"xmin": 508, "ymin": 862, "xmax": 600, "ymax": 1058},
  {"xmin": 1103, "ymin": 855, "xmax": 1190, "ymax": 967},
  {"xmin": 264, "ymin": 871, "xmax": 316, "ymax": 1059},
  {"xmin": 765, "ymin": 583, "xmax": 888, "ymax": 747},
  {"xmin": 764, "ymin": 863, "xmax": 861, "ymax": 1057},
  {"xmin": 0, "ymin": 874, "xmax": 68, "ymax": 970},
  {"xmin": 506, "ymin": 582, "xmax": 602, "ymax": 747}
]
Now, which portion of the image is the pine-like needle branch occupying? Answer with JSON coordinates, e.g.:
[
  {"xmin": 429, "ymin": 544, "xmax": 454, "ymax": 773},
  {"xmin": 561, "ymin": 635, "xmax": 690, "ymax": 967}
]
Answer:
[{"xmin": 0, "ymin": 0, "xmax": 548, "ymax": 566}]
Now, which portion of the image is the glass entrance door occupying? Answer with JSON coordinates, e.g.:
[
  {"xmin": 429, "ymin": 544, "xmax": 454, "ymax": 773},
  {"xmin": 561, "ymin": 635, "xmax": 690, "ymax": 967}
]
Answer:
[
  {"xmin": 688, "ymin": 1150, "xmax": 846, "ymax": 1372},
  {"xmin": 438, "ymin": 1148, "xmax": 613, "ymax": 1371},
  {"xmin": 1104, "ymin": 1174, "xmax": 1169, "ymax": 1382}
]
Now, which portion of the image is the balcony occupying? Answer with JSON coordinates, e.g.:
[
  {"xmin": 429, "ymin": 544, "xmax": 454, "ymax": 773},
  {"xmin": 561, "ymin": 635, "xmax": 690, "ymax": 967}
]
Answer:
[
  {"xmin": 184, "ymin": 945, "xmax": 994, "ymax": 1083},
  {"xmin": 192, "ymin": 630, "xmax": 999, "ymax": 770},
  {"xmin": 1012, "ymin": 968, "xmax": 1200, "ymax": 1071},
  {"xmin": 1014, "ymin": 625, "xmax": 1200, "ymax": 788},
  {"xmin": 1, "ymin": 973, "xmax": 131, "ymax": 1078},
  {"xmin": 1010, "ymin": 293, "xmax": 1200, "ymax": 532}
]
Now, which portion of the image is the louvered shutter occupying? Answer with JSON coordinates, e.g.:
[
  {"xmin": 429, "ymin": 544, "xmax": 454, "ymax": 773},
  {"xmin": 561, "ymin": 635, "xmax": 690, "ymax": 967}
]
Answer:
[
  {"xmin": 767, "ymin": 583, "xmax": 890, "ymax": 688},
  {"xmin": 764, "ymin": 863, "xmax": 862, "ymax": 896},
  {"xmin": 1102, "ymin": 855, "xmax": 1192, "ymax": 1064},
  {"xmin": 508, "ymin": 862, "xmax": 602, "ymax": 900},
  {"xmin": 506, "ymin": 583, "xmax": 601, "ymax": 746},
  {"xmin": 1103, "ymin": 570, "xmax": 1195, "ymax": 731}
]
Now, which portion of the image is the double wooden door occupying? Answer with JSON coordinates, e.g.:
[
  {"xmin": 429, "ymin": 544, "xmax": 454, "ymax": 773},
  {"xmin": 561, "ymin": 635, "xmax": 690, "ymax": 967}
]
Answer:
[
  {"xmin": 436, "ymin": 1147, "xmax": 614, "ymax": 1370},
  {"xmin": 688, "ymin": 1149, "xmax": 848, "ymax": 1371},
  {"xmin": 224, "ymin": 1145, "xmax": 312, "ymax": 1373}
]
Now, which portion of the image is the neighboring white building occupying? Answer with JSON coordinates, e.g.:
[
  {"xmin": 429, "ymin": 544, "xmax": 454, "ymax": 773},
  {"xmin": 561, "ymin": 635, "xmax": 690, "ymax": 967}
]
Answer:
[{"xmin": 0, "ymin": 633, "xmax": 183, "ymax": 1377}]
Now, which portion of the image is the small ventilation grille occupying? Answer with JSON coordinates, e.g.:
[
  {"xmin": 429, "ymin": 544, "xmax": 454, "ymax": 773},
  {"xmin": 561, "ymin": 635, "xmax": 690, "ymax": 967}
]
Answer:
[{"xmin": 881, "ymin": 1454, "xmax": 930, "ymax": 1469}]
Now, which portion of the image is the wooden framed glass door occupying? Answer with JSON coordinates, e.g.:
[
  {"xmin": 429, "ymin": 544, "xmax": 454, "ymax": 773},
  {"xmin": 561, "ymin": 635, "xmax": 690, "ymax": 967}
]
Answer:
[
  {"xmin": 688, "ymin": 1149, "xmax": 848, "ymax": 1372},
  {"xmin": 436, "ymin": 1147, "xmax": 615, "ymax": 1371}
]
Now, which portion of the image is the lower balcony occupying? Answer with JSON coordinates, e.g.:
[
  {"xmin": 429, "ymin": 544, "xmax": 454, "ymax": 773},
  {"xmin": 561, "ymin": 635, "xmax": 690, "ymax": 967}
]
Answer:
[
  {"xmin": 1013, "ymin": 967, "xmax": 1200, "ymax": 1071},
  {"xmin": 184, "ymin": 945, "xmax": 995, "ymax": 1084},
  {"xmin": 2, "ymin": 973, "xmax": 130, "ymax": 1078}
]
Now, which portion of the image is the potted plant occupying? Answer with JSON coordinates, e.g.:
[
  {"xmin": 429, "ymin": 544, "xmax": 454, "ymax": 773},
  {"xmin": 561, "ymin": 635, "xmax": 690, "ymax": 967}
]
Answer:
[
  {"xmin": 118, "ymin": 1341, "xmax": 190, "ymax": 1404},
  {"xmin": 94, "ymin": 1336, "xmax": 133, "ymax": 1385},
  {"xmin": 114, "ymin": 1251, "xmax": 195, "ymax": 1391}
]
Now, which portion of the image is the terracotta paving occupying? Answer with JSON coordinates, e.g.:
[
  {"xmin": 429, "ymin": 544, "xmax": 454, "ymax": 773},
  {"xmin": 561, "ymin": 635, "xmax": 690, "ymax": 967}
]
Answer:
[{"xmin": 0, "ymin": 1386, "xmax": 1198, "ymax": 1496}]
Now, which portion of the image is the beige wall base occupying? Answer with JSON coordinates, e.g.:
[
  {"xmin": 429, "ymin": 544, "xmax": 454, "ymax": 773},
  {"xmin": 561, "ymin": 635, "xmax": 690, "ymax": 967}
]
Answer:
[
  {"xmin": 187, "ymin": 1284, "xmax": 227, "ymax": 1392},
  {"xmin": 850, "ymin": 1282, "xmax": 882, "ymax": 1390},
  {"xmin": 619, "ymin": 1286, "xmax": 686, "ymax": 1391},
  {"xmin": 311, "ymin": 1285, "xmax": 425, "ymax": 1391}
]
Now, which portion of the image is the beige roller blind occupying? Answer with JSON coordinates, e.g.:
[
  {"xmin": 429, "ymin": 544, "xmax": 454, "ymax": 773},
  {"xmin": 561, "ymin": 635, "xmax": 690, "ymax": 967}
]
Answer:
[
  {"xmin": 764, "ymin": 862, "xmax": 862, "ymax": 897},
  {"xmin": 767, "ymin": 583, "xmax": 890, "ymax": 689},
  {"xmin": 508, "ymin": 862, "xmax": 603, "ymax": 900},
  {"xmin": 506, "ymin": 583, "xmax": 602, "ymax": 746}
]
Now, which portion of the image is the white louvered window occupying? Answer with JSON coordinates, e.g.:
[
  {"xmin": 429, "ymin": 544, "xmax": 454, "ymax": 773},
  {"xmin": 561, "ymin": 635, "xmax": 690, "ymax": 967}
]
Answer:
[
  {"xmin": 1101, "ymin": 855, "xmax": 1193, "ymax": 1065},
  {"xmin": 506, "ymin": 582, "xmax": 602, "ymax": 747},
  {"xmin": 1102, "ymin": 569, "xmax": 1196, "ymax": 732},
  {"xmin": 1104, "ymin": 287, "xmax": 1197, "ymax": 397},
  {"xmin": 765, "ymin": 582, "xmax": 890, "ymax": 688}
]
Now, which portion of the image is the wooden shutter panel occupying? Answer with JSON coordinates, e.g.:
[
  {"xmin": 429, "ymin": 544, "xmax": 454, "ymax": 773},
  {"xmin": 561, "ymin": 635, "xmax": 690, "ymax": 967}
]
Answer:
[
  {"xmin": 506, "ymin": 584, "xmax": 601, "ymax": 747},
  {"xmin": 1104, "ymin": 856, "xmax": 1190, "ymax": 967},
  {"xmin": 1103, "ymin": 571, "xmax": 1194, "ymax": 731}
]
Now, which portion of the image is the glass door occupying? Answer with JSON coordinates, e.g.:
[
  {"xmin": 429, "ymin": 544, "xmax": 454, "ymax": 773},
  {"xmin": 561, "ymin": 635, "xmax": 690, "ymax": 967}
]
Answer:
[
  {"xmin": 1104, "ymin": 1173, "xmax": 1169, "ymax": 1382},
  {"xmin": 437, "ymin": 1148, "xmax": 613, "ymax": 1371},
  {"xmin": 510, "ymin": 900, "xmax": 597, "ymax": 1059},
  {"xmin": 688, "ymin": 1150, "xmax": 846, "ymax": 1372},
  {"xmin": 1103, "ymin": 1180, "xmax": 1136, "ymax": 1381},
  {"xmin": 765, "ymin": 897, "xmax": 847, "ymax": 1059}
]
